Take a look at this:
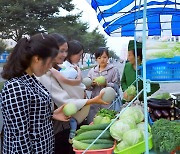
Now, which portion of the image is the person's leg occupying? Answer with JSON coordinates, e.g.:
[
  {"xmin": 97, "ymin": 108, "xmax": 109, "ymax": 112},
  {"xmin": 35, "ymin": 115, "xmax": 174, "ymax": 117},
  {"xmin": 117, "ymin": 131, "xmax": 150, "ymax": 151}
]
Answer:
[
  {"xmin": 55, "ymin": 129, "xmax": 75, "ymax": 154},
  {"xmin": 69, "ymin": 118, "xmax": 78, "ymax": 143}
]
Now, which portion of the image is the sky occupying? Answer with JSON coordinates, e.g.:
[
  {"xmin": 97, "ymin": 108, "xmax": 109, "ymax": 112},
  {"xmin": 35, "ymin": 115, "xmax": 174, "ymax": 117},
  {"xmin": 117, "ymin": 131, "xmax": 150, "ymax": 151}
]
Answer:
[{"xmin": 72, "ymin": 0, "xmax": 133, "ymax": 59}]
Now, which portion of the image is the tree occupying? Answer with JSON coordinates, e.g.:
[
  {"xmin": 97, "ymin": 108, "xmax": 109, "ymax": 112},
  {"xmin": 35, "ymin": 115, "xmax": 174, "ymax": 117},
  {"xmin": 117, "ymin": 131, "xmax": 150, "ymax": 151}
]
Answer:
[
  {"xmin": 48, "ymin": 19, "xmax": 107, "ymax": 64},
  {"xmin": 0, "ymin": 39, "xmax": 7, "ymax": 54},
  {"xmin": 109, "ymin": 50, "xmax": 119, "ymax": 59},
  {"xmin": 48, "ymin": 15, "xmax": 88, "ymax": 42},
  {"xmin": 0, "ymin": 0, "xmax": 74, "ymax": 41},
  {"xmin": 0, "ymin": 0, "xmax": 107, "ymax": 60}
]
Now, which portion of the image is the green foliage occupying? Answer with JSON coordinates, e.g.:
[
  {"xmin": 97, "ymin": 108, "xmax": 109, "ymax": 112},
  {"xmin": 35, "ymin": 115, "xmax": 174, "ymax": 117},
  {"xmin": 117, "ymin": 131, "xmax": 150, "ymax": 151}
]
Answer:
[
  {"xmin": 109, "ymin": 50, "xmax": 119, "ymax": 59},
  {"xmin": 154, "ymin": 92, "xmax": 171, "ymax": 100},
  {"xmin": 0, "ymin": 40, "xmax": 7, "ymax": 54},
  {"xmin": 152, "ymin": 119, "xmax": 180, "ymax": 152},
  {"xmin": 0, "ymin": 81, "xmax": 4, "ymax": 91},
  {"xmin": 0, "ymin": 0, "xmax": 108, "ymax": 59},
  {"xmin": 0, "ymin": 0, "xmax": 74, "ymax": 41}
]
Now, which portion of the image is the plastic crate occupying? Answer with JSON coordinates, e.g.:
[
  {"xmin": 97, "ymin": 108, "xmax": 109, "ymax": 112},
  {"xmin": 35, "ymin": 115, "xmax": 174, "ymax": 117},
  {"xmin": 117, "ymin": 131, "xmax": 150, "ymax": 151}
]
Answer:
[
  {"xmin": 73, "ymin": 144, "xmax": 115, "ymax": 154},
  {"xmin": 139, "ymin": 56, "xmax": 180, "ymax": 81},
  {"xmin": 114, "ymin": 135, "xmax": 153, "ymax": 154}
]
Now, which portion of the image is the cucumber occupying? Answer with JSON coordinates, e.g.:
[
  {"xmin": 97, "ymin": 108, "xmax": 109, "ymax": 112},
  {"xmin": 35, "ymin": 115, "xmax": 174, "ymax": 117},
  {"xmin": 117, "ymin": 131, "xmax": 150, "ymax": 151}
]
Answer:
[
  {"xmin": 80, "ymin": 123, "xmax": 109, "ymax": 130},
  {"xmin": 79, "ymin": 139, "xmax": 114, "ymax": 144},
  {"xmin": 76, "ymin": 129, "xmax": 86, "ymax": 135},
  {"xmin": 72, "ymin": 140, "xmax": 114, "ymax": 150},
  {"xmin": 73, "ymin": 130, "xmax": 111, "ymax": 141}
]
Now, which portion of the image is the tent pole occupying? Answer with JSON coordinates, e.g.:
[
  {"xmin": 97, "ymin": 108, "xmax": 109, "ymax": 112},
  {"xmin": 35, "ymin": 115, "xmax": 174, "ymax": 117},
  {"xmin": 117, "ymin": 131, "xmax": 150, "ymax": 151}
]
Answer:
[{"xmin": 142, "ymin": 0, "xmax": 149, "ymax": 153}]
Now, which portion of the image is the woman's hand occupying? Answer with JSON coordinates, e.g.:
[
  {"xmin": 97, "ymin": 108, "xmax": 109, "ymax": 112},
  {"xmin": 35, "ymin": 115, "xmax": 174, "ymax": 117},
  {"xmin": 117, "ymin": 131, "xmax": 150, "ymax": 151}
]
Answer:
[
  {"xmin": 74, "ymin": 66, "xmax": 81, "ymax": 73},
  {"xmin": 123, "ymin": 91, "xmax": 135, "ymax": 102},
  {"xmin": 74, "ymin": 66, "xmax": 82, "ymax": 81},
  {"xmin": 52, "ymin": 105, "xmax": 70, "ymax": 121},
  {"xmin": 92, "ymin": 79, "xmax": 107, "ymax": 87},
  {"xmin": 86, "ymin": 91, "xmax": 109, "ymax": 105}
]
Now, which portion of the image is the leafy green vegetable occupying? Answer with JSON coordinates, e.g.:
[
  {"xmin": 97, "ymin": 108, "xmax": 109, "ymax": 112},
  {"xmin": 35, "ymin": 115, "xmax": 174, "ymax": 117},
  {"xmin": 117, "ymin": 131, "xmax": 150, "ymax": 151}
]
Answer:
[
  {"xmin": 116, "ymin": 141, "xmax": 129, "ymax": 151},
  {"xmin": 110, "ymin": 119, "xmax": 136, "ymax": 141},
  {"xmin": 137, "ymin": 122, "xmax": 145, "ymax": 132},
  {"xmin": 93, "ymin": 115, "xmax": 103, "ymax": 124},
  {"xmin": 123, "ymin": 129, "xmax": 144, "ymax": 146},
  {"xmin": 154, "ymin": 92, "xmax": 171, "ymax": 100},
  {"xmin": 125, "ymin": 85, "xmax": 136, "ymax": 96},
  {"xmin": 120, "ymin": 106, "xmax": 144, "ymax": 124},
  {"xmin": 97, "ymin": 108, "xmax": 117, "ymax": 119},
  {"xmin": 93, "ymin": 109, "xmax": 117, "ymax": 124},
  {"xmin": 152, "ymin": 119, "xmax": 180, "ymax": 152},
  {"xmin": 100, "ymin": 116, "xmax": 111, "ymax": 124}
]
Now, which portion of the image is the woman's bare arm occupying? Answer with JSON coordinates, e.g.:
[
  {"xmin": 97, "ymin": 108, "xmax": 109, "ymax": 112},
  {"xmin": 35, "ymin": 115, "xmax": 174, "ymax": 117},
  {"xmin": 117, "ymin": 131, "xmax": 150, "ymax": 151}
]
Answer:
[{"xmin": 50, "ymin": 68, "xmax": 81, "ymax": 86}]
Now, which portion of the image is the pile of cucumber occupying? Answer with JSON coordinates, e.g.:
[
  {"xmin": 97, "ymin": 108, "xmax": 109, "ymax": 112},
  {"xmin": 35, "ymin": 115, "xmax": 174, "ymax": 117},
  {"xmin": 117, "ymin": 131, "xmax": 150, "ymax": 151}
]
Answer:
[{"xmin": 72, "ymin": 123, "xmax": 114, "ymax": 150}]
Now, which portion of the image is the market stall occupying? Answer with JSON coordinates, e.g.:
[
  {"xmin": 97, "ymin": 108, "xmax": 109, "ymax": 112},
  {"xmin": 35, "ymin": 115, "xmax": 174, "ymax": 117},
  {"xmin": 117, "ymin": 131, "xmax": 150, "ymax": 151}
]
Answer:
[{"xmin": 72, "ymin": 0, "xmax": 180, "ymax": 153}]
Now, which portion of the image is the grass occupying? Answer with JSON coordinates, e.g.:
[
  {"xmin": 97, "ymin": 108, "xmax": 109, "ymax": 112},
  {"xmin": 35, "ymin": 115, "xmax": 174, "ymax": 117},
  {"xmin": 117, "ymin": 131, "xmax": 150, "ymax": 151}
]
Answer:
[{"xmin": 0, "ymin": 81, "xmax": 4, "ymax": 91}]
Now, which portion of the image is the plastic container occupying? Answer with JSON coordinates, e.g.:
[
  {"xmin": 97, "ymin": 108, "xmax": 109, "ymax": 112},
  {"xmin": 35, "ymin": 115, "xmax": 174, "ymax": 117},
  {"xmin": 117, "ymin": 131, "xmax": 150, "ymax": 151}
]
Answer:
[
  {"xmin": 73, "ymin": 144, "xmax": 115, "ymax": 154},
  {"xmin": 139, "ymin": 56, "xmax": 180, "ymax": 81},
  {"xmin": 114, "ymin": 135, "xmax": 153, "ymax": 154}
]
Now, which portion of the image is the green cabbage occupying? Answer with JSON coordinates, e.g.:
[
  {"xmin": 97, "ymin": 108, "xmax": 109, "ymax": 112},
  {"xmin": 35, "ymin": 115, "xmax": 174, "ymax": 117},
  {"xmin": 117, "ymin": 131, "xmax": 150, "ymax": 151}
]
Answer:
[
  {"xmin": 123, "ymin": 129, "xmax": 144, "ymax": 146},
  {"xmin": 125, "ymin": 85, "xmax": 136, "ymax": 96},
  {"xmin": 116, "ymin": 141, "xmax": 129, "ymax": 151},
  {"xmin": 120, "ymin": 106, "xmax": 144, "ymax": 124},
  {"xmin": 93, "ymin": 115, "xmax": 103, "ymax": 124},
  {"xmin": 110, "ymin": 119, "xmax": 136, "ymax": 141},
  {"xmin": 100, "ymin": 116, "xmax": 111, "ymax": 124},
  {"xmin": 137, "ymin": 122, "xmax": 145, "ymax": 132},
  {"xmin": 154, "ymin": 92, "xmax": 171, "ymax": 100}
]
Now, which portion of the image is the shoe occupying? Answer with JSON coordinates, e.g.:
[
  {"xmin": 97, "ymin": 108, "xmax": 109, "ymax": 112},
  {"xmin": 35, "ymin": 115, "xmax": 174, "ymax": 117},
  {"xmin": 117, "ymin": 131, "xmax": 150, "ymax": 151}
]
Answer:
[{"xmin": 68, "ymin": 131, "xmax": 76, "ymax": 144}]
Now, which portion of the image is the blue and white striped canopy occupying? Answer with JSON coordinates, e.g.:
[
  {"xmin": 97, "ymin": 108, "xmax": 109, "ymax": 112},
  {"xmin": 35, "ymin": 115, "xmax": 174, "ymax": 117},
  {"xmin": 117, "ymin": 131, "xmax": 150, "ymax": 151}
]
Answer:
[{"xmin": 86, "ymin": 0, "xmax": 180, "ymax": 37}]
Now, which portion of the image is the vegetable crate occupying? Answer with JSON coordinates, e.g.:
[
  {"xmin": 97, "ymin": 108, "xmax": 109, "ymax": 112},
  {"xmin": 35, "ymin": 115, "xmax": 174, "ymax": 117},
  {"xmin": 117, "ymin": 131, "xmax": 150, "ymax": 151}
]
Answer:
[
  {"xmin": 73, "ymin": 144, "xmax": 115, "ymax": 154},
  {"xmin": 114, "ymin": 135, "xmax": 153, "ymax": 154},
  {"xmin": 139, "ymin": 56, "xmax": 180, "ymax": 81}
]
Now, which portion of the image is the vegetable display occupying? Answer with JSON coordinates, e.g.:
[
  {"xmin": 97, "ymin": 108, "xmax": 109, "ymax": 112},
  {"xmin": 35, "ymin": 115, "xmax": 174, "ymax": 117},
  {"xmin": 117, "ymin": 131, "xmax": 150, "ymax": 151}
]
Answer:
[
  {"xmin": 109, "ymin": 105, "xmax": 152, "ymax": 153},
  {"xmin": 72, "ymin": 123, "xmax": 114, "ymax": 150},
  {"xmin": 153, "ymin": 92, "xmax": 171, "ymax": 100},
  {"xmin": 125, "ymin": 85, "xmax": 136, "ymax": 96},
  {"xmin": 123, "ymin": 85, "xmax": 136, "ymax": 102},
  {"xmin": 148, "ymin": 97, "xmax": 180, "ymax": 121},
  {"xmin": 151, "ymin": 119, "xmax": 180, "ymax": 153},
  {"xmin": 93, "ymin": 108, "xmax": 117, "ymax": 124}
]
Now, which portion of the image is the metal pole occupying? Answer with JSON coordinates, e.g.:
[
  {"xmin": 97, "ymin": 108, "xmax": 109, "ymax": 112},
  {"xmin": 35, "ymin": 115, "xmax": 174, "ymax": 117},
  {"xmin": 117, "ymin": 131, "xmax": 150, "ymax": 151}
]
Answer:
[{"xmin": 142, "ymin": 0, "xmax": 149, "ymax": 153}]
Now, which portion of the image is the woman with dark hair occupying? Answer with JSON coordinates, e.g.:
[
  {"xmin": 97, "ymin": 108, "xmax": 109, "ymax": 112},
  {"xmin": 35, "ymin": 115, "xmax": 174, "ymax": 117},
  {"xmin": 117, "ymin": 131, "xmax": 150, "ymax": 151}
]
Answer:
[
  {"xmin": 0, "ymin": 33, "xmax": 69, "ymax": 154},
  {"xmin": 121, "ymin": 40, "xmax": 160, "ymax": 102},
  {"xmin": 50, "ymin": 40, "xmax": 90, "ymax": 143},
  {"xmin": 38, "ymin": 37, "xmax": 108, "ymax": 154},
  {"xmin": 87, "ymin": 47, "xmax": 120, "ymax": 124}
]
